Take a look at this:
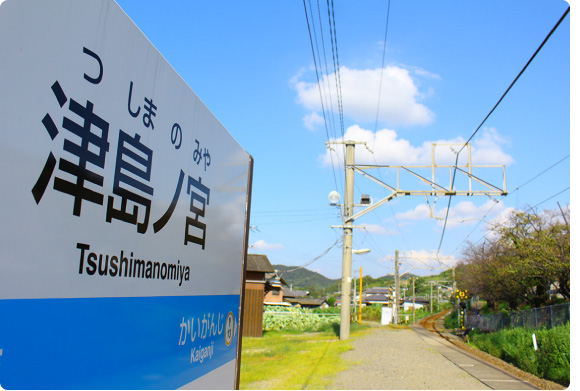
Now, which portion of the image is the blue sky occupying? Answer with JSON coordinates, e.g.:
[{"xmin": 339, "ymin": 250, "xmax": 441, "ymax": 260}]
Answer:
[{"xmin": 117, "ymin": 0, "xmax": 571, "ymax": 279}]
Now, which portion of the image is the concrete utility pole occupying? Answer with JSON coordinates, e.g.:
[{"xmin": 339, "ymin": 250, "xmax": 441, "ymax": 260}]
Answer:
[
  {"xmin": 340, "ymin": 141, "xmax": 355, "ymax": 340},
  {"xmin": 394, "ymin": 250, "xmax": 400, "ymax": 324},
  {"xmin": 352, "ymin": 274, "xmax": 356, "ymax": 322},
  {"xmin": 359, "ymin": 266, "xmax": 363, "ymax": 324},
  {"xmin": 430, "ymin": 282, "xmax": 433, "ymax": 314},
  {"xmin": 452, "ymin": 267, "xmax": 457, "ymax": 296},
  {"xmin": 412, "ymin": 278, "xmax": 416, "ymax": 325}
]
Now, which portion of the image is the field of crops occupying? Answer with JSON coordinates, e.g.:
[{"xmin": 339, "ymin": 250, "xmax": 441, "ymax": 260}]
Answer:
[{"xmin": 263, "ymin": 306, "xmax": 340, "ymax": 331}]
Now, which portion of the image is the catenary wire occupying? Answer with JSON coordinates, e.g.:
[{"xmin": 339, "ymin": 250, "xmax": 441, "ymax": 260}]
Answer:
[
  {"xmin": 531, "ymin": 186, "xmax": 569, "ymax": 209},
  {"xmin": 437, "ymin": 6, "xmax": 570, "ymax": 254},
  {"xmin": 373, "ymin": 0, "xmax": 392, "ymax": 136},
  {"xmin": 449, "ymin": 153, "xmax": 570, "ymax": 256},
  {"xmin": 513, "ymin": 154, "xmax": 569, "ymax": 192},
  {"xmin": 454, "ymin": 185, "xmax": 570, "ymax": 253},
  {"xmin": 366, "ymin": 0, "xmax": 412, "ymax": 252}
]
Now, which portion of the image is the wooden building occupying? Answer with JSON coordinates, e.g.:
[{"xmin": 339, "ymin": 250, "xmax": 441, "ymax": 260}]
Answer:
[
  {"xmin": 243, "ymin": 254, "xmax": 274, "ymax": 337},
  {"xmin": 264, "ymin": 272, "xmax": 286, "ymax": 305}
]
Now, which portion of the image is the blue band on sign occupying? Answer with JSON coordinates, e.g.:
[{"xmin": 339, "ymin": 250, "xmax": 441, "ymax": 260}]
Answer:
[{"xmin": 0, "ymin": 295, "xmax": 239, "ymax": 389}]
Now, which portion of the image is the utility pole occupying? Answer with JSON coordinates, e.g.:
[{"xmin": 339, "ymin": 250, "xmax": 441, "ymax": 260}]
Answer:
[
  {"xmin": 340, "ymin": 141, "xmax": 355, "ymax": 340},
  {"xmin": 412, "ymin": 278, "xmax": 416, "ymax": 325},
  {"xmin": 430, "ymin": 282, "xmax": 433, "ymax": 314},
  {"xmin": 394, "ymin": 250, "xmax": 400, "ymax": 325},
  {"xmin": 352, "ymin": 273, "xmax": 356, "ymax": 324},
  {"xmin": 359, "ymin": 266, "xmax": 363, "ymax": 324},
  {"xmin": 452, "ymin": 267, "xmax": 459, "ymax": 325},
  {"xmin": 452, "ymin": 267, "xmax": 456, "ymax": 293}
]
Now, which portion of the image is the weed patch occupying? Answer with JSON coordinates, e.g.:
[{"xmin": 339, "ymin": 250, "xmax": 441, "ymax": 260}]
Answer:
[
  {"xmin": 240, "ymin": 324, "xmax": 368, "ymax": 389},
  {"xmin": 469, "ymin": 323, "xmax": 569, "ymax": 386}
]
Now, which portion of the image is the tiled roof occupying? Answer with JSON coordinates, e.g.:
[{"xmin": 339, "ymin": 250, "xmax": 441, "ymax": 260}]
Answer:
[
  {"xmin": 362, "ymin": 293, "xmax": 390, "ymax": 303},
  {"xmin": 365, "ymin": 287, "xmax": 391, "ymax": 294},
  {"xmin": 285, "ymin": 297, "xmax": 327, "ymax": 306},
  {"xmin": 265, "ymin": 272, "xmax": 287, "ymax": 286},
  {"xmin": 283, "ymin": 290, "xmax": 309, "ymax": 298},
  {"xmin": 246, "ymin": 254, "xmax": 274, "ymax": 273}
]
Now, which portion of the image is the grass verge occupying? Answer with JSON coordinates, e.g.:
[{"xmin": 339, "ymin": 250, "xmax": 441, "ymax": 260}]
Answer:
[
  {"xmin": 239, "ymin": 322, "xmax": 370, "ymax": 390},
  {"xmin": 469, "ymin": 322, "xmax": 569, "ymax": 387}
]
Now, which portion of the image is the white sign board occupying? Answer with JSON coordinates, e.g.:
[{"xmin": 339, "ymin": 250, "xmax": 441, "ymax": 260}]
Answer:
[
  {"xmin": 0, "ymin": 0, "xmax": 251, "ymax": 388},
  {"xmin": 381, "ymin": 307, "xmax": 393, "ymax": 325}
]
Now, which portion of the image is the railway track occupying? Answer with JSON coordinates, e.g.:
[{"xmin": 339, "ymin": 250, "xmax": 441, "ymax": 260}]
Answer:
[{"xmin": 418, "ymin": 309, "xmax": 453, "ymax": 340}]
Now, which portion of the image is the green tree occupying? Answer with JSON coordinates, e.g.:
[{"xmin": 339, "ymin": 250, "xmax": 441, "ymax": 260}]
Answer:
[{"xmin": 457, "ymin": 207, "xmax": 569, "ymax": 310}]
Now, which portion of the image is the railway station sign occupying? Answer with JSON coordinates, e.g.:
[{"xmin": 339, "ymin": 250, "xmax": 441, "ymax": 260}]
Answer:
[{"xmin": 0, "ymin": 0, "xmax": 252, "ymax": 388}]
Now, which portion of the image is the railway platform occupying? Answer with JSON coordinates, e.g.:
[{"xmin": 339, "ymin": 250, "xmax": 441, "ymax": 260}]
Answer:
[
  {"xmin": 411, "ymin": 325, "xmax": 540, "ymax": 390},
  {"xmin": 330, "ymin": 312, "xmax": 562, "ymax": 390}
]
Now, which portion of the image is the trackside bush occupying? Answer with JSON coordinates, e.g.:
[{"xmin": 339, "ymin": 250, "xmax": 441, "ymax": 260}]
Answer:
[
  {"xmin": 263, "ymin": 306, "xmax": 340, "ymax": 331},
  {"xmin": 470, "ymin": 323, "xmax": 569, "ymax": 386},
  {"xmin": 444, "ymin": 308, "xmax": 460, "ymax": 329},
  {"xmin": 364, "ymin": 304, "xmax": 389, "ymax": 321}
]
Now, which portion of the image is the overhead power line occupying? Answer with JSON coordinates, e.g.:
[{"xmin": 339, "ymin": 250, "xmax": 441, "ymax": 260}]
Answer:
[
  {"xmin": 252, "ymin": 207, "xmax": 339, "ymax": 215},
  {"xmin": 450, "ymin": 153, "xmax": 571, "ymax": 256},
  {"xmin": 327, "ymin": 0, "xmax": 345, "ymax": 142},
  {"xmin": 366, "ymin": 1, "xmax": 412, "ymax": 252},
  {"xmin": 461, "ymin": 185, "xmax": 570, "ymax": 251},
  {"xmin": 373, "ymin": 0, "xmax": 392, "ymax": 135},
  {"xmin": 437, "ymin": 6, "xmax": 570, "ymax": 253},
  {"xmin": 315, "ymin": 0, "xmax": 339, "ymax": 144},
  {"xmin": 303, "ymin": 0, "xmax": 350, "ymax": 195},
  {"xmin": 531, "ymin": 186, "xmax": 570, "ymax": 209},
  {"xmin": 513, "ymin": 154, "xmax": 569, "ymax": 192},
  {"xmin": 279, "ymin": 239, "xmax": 341, "ymax": 275}
]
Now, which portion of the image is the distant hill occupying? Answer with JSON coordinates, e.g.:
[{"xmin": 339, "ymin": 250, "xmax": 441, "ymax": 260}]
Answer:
[
  {"xmin": 272, "ymin": 264, "xmax": 338, "ymax": 290},
  {"xmin": 379, "ymin": 273, "xmax": 419, "ymax": 281},
  {"xmin": 270, "ymin": 264, "xmax": 453, "ymax": 298},
  {"xmin": 272, "ymin": 264, "xmax": 416, "ymax": 290}
]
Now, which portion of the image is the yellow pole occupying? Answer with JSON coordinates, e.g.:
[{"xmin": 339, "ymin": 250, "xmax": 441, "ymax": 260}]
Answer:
[{"xmin": 358, "ymin": 266, "xmax": 363, "ymax": 324}]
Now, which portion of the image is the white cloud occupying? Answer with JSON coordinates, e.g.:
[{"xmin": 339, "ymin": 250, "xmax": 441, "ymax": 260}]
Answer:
[
  {"xmin": 357, "ymin": 223, "xmax": 396, "ymax": 235},
  {"xmin": 395, "ymin": 204, "xmax": 433, "ymax": 221},
  {"xmin": 303, "ymin": 112, "xmax": 325, "ymax": 131},
  {"xmin": 472, "ymin": 127, "xmax": 514, "ymax": 165},
  {"xmin": 320, "ymin": 125, "xmax": 513, "ymax": 168},
  {"xmin": 412, "ymin": 67, "xmax": 442, "ymax": 80},
  {"xmin": 250, "ymin": 240, "xmax": 284, "ymax": 250},
  {"xmin": 401, "ymin": 250, "xmax": 458, "ymax": 270},
  {"xmin": 438, "ymin": 200, "xmax": 506, "ymax": 229},
  {"xmin": 292, "ymin": 65, "xmax": 435, "ymax": 126},
  {"xmin": 396, "ymin": 199, "xmax": 508, "ymax": 229},
  {"xmin": 378, "ymin": 249, "xmax": 458, "ymax": 271}
]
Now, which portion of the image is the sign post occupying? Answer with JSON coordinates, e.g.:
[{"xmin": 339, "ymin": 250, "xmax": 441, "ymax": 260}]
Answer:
[{"xmin": 0, "ymin": 0, "xmax": 252, "ymax": 388}]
